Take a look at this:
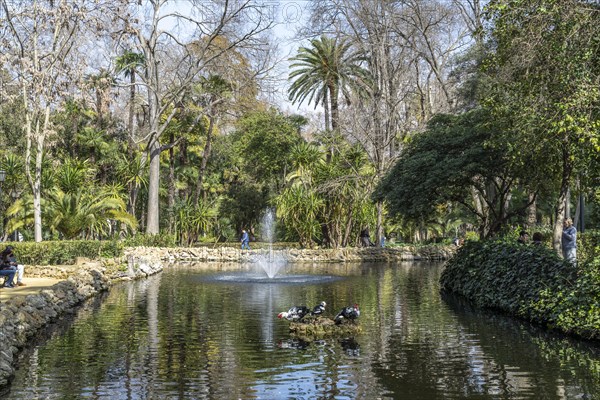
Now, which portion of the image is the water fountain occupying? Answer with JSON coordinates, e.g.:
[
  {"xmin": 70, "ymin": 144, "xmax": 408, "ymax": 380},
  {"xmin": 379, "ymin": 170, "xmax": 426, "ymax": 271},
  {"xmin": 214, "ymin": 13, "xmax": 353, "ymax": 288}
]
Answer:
[
  {"xmin": 255, "ymin": 208, "xmax": 285, "ymax": 278},
  {"xmin": 201, "ymin": 209, "xmax": 342, "ymax": 285},
  {"xmin": 205, "ymin": 208, "xmax": 340, "ymax": 284}
]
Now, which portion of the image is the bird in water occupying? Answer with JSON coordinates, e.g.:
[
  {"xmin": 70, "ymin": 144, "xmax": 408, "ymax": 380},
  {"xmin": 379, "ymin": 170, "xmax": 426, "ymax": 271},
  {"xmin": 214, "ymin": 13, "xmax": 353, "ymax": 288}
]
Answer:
[
  {"xmin": 311, "ymin": 301, "xmax": 327, "ymax": 316},
  {"xmin": 334, "ymin": 304, "xmax": 360, "ymax": 324},
  {"xmin": 278, "ymin": 306, "xmax": 310, "ymax": 322}
]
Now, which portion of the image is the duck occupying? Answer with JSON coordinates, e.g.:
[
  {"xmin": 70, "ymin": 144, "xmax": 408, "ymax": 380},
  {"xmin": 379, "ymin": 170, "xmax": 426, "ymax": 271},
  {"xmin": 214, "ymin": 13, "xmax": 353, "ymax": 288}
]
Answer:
[
  {"xmin": 311, "ymin": 301, "xmax": 326, "ymax": 316},
  {"xmin": 334, "ymin": 304, "xmax": 360, "ymax": 324},
  {"xmin": 278, "ymin": 306, "xmax": 310, "ymax": 322}
]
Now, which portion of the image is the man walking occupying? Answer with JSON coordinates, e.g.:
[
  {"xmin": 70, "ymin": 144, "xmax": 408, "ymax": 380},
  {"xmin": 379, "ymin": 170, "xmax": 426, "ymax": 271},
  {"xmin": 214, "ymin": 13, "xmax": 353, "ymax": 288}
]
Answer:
[{"xmin": 241, "ymin": 229, "xmax": 250, "ymax": 250}]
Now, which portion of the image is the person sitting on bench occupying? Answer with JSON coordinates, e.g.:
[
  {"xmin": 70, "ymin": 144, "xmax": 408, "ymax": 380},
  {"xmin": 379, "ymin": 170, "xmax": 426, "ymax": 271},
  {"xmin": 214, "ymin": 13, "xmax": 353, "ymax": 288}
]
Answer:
[
  {"xmin": 0, "ymin": 264, "xmax": 16, "ymax": 288},
  {"xmin": 1, "ymin": 245, "xmax": 26, "ymax": 286}
]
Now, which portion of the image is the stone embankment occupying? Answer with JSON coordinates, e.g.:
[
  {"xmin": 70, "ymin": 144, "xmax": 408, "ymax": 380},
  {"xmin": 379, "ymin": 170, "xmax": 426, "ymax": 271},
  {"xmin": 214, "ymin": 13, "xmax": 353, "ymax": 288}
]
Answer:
[
  {"xmin": 0, "ymin": 256, "xmax": 162, "ymax": 388},
  {"xmin": 0, "ymin": 245, "xmax": 452, "ymax": 388}
]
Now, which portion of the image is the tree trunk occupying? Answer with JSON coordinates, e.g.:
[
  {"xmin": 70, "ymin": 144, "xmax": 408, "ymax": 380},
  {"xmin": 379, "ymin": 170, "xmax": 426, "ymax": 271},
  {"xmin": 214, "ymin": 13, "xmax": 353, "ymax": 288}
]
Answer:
[
  {"xmin": 168, "ymin": 132, "xmax": 176, "ymax": 233},
  {"xmin": 128, "ymin": 72, "xmax": 136, "ymax": 156},
  {"xmin": 33, "ymin": 136, "xmax": 43, "ymax": 242},
  {"xmin": 526, "ymin": 192, "xmax": 537, "ymax": 228},
  {"xmin": 323, "ymin": 91, "xmax": 330, "ymax": 132},
  {"xmin": 24, "ymin": 107, "xmax": 49, "ymax": 243},
  {"xmin": 376, "ymin": 200, "xmax": 384, "ymax": 247},
  {"xmin": 146, "ymin": 135, "xmax": 161, "ymax": 234},
  {"xmin": 329, "ymin": 83, "xmax": 339, "ymax": 132},
  {"xmin": 194, "ymin": 114, "xmax": 215, "ymax": 206},
  {"xmin": 552, "ymin": 146, "xmax": 572, "ymax": 255}
]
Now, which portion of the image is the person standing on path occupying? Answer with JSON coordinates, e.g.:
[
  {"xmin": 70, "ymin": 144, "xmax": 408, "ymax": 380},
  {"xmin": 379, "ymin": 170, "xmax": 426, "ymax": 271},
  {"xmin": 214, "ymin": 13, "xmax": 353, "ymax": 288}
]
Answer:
[
  {"xmin": 562, "ymin": 218, "xmax": 577, "ymax": 264},
  {"xmin": 241, "ymin": 229, "xmax": 250, "ymax": 250}
]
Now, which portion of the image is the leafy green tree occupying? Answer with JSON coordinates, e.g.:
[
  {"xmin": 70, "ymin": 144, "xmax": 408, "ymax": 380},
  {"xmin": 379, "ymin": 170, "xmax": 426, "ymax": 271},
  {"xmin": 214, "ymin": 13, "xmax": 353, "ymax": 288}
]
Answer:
[
  {"xmin": 233, "ymin": 110, "xmax": 305, "ymax": 191},
  {"xmin": 274, "ymin": 142, "xmax": 326, "ymax": 247},
  {"xmin": 314, "ymin": 140, "xmax": 376, "ymax": 247},
  {"xmin": 274, "ymin": 185, "xmax": 324, "ymax": 248},
  {"xmin": 54, "ymin": 158, "xmax": 94, "ymax": 194},
  {"xmin": 485, "ymin": 0, "xmax": 600, "ymax": 252},
  {"xmin": 375, "ymin": 109, "xmax": 538, "ymax": 238},
  {"xmin": 174, "ymin": 199, "xmax": 216, "ymax": 246},
  {"xmin": 219, "ymin": 183, "xmax": 267, "ymax": 237}
]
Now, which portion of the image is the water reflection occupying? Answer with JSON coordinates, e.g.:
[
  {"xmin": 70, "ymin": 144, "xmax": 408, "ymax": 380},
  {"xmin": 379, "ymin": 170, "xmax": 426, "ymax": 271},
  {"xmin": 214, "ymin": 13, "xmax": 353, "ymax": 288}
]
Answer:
[{"xmin": 3, "ymin": 261, "xmax": 600, "ymax": 399}]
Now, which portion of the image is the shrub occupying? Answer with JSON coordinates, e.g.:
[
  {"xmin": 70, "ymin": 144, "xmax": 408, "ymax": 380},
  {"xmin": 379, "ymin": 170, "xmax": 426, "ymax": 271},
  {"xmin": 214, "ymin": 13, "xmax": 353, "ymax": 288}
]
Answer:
[
  {"xmin": 579, "ymin": 230, "xmax": 600, "ymax": 263},
  {"xmin": 122, "ymin": 234, "xmax": 177, "ymax": 248},
  {"xmin": 8, "ymin": 240, "xmax": 123, "ymax": 265},
  {"xmin": 440, "ymin": 240, "xmax": 600, "ymax": 340}
]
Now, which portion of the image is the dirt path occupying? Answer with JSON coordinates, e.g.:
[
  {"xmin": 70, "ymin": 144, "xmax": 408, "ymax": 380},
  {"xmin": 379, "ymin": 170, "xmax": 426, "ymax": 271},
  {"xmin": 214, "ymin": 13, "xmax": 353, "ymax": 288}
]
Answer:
[{"xmin": 0, "ymin": 278, "xmax": 63, "ymax": 301}]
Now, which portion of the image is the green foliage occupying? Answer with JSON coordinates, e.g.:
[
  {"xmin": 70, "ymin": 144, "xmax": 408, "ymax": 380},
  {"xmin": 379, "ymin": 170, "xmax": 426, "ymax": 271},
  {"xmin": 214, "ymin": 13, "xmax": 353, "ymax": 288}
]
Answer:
[
  {"xmin": 6, "ymin": 188, "xmax": 137, "ymax": 240},
  {"xmin": 232, "ymin": 109, "xmax": 304, "ymax": 187},
  {"xmin": 288, "ymin": 35, "xmax": 370, "ymax": 122},
  {"xmin": 274, "ymin": 185, "xmax": 324, "ymax": 248},
  {"xmin": 441, "ymin": 240, "xmax": 600, "ymax": 340},
  {"xmin": 484, "ymin": 0, "xmax": 600, "ymax": 246},
  {"xmin": 531, "ymin": 258, "xmax": 600, "ymax": 339},
  {"xmin": 375, "ymin": 109, "xmax": 530, "ymax": 237},
  {"xmin": 8, "ymin": 240, "xmax": 123, "ymax": 265},
  {"xmin": 174, "ymin": 200, "xmax": 217, "ymax": 246},
  {"xmin": 122, "ymin": 234, "xmax": 177, "ymax": 248},
  {"xmin": 219, "ymin": 183, "xmax": 267, "ymax": 234},
  {"xmin": 579, "ymin": 230, "xmax": 600, "ymax": 263}
]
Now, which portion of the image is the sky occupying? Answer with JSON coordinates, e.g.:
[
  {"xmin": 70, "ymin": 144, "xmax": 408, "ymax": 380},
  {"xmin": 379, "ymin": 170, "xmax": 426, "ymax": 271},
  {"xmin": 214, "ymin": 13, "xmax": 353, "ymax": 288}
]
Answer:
[{"xmin": 265, "ymin": 0, "xmax": 316, "ymax": 114}]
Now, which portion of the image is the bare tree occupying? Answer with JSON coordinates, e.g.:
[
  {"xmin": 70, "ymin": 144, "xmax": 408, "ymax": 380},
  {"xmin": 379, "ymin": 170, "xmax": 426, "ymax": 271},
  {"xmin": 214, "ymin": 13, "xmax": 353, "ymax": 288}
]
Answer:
[
  {"xmin": 0, "ymin": 0, "xmax": 112, "ymax": 242},
  {"xmin": 113, "ymin": 0, "xmax": 274, "ymax": 234},
  {"xmin": 301, "ymin": 0, "xmax": 468, "ymax": 245}
]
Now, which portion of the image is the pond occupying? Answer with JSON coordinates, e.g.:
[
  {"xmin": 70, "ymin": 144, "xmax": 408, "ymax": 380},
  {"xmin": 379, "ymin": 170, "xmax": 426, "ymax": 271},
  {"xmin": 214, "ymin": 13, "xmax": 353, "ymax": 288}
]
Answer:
[{"xmin": 3, "ymin": 261, "xmax": 600, "ymax": 399}]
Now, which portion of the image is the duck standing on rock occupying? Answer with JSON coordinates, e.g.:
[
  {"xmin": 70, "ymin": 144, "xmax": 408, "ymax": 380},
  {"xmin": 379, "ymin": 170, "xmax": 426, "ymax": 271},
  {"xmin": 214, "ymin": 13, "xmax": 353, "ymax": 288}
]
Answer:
[
  {"xmin": 311, "ymin": 301, "xmax": 326, "ymax": 316},
  {"xmin": 334, "ymin": 304, "xmax": 360, "ymax": 325},
  {"xmin": 278, "ymin": 306, "xmax": 310, "ymax": 322}
]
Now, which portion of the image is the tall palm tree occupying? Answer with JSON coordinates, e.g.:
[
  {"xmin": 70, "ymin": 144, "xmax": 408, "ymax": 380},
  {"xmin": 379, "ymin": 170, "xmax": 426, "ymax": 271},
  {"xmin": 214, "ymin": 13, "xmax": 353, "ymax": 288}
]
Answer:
[
  {"xmin": 115, "ymin": 51, "xmax": 146, "ymax": 154},
  {"xmin": 85, "ymin": 69, "xmax": 115, "ymax": 126},
  {"xmin": 288, "ymin": 36, "xmax": 369, "ymax": 132},
  {"xmin": 115, "ymin": 51, "xmax": 146, "ymax": 217}
]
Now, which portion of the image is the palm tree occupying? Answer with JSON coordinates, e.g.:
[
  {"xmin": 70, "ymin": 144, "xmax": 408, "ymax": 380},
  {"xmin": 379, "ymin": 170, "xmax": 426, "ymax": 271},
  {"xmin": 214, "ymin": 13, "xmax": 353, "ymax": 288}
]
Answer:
[
  {"xmin": 288, "ymin": 36, "xmax": 369, "ymax": 132},
  {"xmin": 115, "ymin": 51, "xmax": 146, "ymax": 154},
  {"xmin": 55, "ymin": 158, "xmax": 94, "ymax": 194},
  {"xmin": 6, "ymin": 188, "xmax": 137, "ymax": 240},
  {"xmin": 85, "ymin": 69, "xmax": 115, "ymax": 126}
]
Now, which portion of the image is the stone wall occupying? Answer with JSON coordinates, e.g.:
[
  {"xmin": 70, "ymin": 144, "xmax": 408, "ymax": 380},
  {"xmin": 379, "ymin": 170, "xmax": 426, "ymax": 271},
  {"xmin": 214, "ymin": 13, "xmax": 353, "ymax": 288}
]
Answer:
[
  {"xmin": 123, "ymin": 245, "xmax": 454, "ymax": 264},
  {"xmin": 0, "ymin": 258, "xmax": 163, "ymax": 388}
]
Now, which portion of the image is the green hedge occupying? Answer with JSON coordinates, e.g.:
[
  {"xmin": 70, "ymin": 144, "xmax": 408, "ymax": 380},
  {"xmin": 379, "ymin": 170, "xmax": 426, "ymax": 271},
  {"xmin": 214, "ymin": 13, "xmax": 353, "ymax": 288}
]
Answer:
[
  {"xmin": 440, "ymin": 240, "xmax": 600, "ymax": 340},
  {"xmin": 7, "ymin": 240, "xmax": 124, "ymax": 265},
  {"xmin": 122, "ymin": 234, "xmax": 177, "ymax": 248}
]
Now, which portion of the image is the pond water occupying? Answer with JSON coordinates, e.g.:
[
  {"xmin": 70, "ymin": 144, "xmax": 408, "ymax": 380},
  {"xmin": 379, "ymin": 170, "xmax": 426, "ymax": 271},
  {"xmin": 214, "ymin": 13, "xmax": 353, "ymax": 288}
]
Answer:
[{"xmin": 3, "ymin": 261, "xmax": 600, "ymax": 399}]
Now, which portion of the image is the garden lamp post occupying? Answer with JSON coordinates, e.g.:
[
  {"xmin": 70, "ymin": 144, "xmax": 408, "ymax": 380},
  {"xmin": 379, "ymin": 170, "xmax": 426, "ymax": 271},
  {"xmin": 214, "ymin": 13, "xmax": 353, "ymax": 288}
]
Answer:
[
  {"xmin": 0, "ymin": 169, "xmax": 5, "ymax": 201},
  {"xmin": 10, "ymin": 189, "xmax": 18, "ymax": 241}
]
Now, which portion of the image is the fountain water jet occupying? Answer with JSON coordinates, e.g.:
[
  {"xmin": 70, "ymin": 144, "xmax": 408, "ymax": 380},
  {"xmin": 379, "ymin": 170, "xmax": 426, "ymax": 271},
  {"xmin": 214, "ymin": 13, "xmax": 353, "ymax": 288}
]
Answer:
[{"xmin": 254, "ymin": 208, "xmax": 285, "ymax": 278}]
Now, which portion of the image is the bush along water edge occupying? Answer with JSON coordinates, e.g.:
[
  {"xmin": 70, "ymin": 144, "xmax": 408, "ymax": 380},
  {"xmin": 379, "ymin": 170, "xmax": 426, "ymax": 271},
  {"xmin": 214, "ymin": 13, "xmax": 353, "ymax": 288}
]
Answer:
[{"xmin": 440, "ymin": 239, "xmax": 600, "ymax": 341}]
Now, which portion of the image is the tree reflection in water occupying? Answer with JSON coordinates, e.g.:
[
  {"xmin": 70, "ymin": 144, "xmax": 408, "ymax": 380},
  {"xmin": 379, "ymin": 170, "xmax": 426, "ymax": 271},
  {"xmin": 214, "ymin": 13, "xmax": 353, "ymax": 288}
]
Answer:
[{"xmin": 4, "ymin": 262, "xmax": 600, "ymax": 399}]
